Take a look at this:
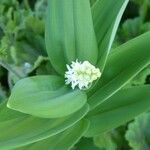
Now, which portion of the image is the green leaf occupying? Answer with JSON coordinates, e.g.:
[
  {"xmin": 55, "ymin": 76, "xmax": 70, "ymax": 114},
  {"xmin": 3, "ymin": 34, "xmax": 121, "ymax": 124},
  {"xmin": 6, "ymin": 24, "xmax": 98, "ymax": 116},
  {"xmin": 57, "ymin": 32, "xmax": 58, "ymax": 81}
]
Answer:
[
  {"xmin": 90, "ymin": 0, "xmax": 97, "ymax": 6},
  {"xmin": 75, "ymin": 138, "xmax": 99, "ymax": 150},
  {"xmin": 125, "ymin": 112, "xmax": 150, "ymax": 150},
  {"xmin": 18, "ymin": 120, "xmax": 89, "ymax": 150},
  {"xmin": 88, "ymin": 31, "xmax": 150, "ymax": 110},
  {"xmin": 0, "ymin": 102, "xmax": 89, "ymax": 149},
  {"xmin": 126, "ymin": 65, "xmax": 150, "ymax": 87},
  {"xmin": 85, "ymin": 85, "xmax": 150, "ymax": 137},
  {"xmin": 45, "ymin": 0, "xmax": 98, "ymax": 74},
  {"xmin": 94, "ymin": 133, "xmax": 118, "ymax": 150},
  {"xmin": 7, "ymin": 75, "xmax": 87, "ymax": 118},
  {"xmin": 119, "ymin": 17, "xmax": 142, "ymax": 42},
  {"xmin": 93, "ymin": 128, "xmax": 128, "ymax": 150},
  {"xmin": 92, "ymin": 0, "xmax": 129, "ymax": 71}
]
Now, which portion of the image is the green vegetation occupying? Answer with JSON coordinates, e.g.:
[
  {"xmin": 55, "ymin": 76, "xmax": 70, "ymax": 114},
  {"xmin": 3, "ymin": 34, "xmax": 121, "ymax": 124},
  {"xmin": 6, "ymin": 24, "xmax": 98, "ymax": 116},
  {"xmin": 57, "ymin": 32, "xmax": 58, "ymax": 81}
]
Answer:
[{"xmin": 0, "ymin": 0, "xmax": 150, "ymax": 149}]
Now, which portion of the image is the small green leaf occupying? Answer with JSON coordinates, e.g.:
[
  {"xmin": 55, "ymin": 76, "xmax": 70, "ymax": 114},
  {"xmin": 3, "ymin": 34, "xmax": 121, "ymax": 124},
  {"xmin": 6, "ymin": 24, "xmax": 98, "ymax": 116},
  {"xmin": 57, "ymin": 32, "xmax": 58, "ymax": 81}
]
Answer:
[
  {"xmin": 8, "ymin": 75, "xmax": 87, "ymax": 118},
  {"xmin": 125, "ymin": 112, "xmax": 150, "ymax": 150},
  {"xmin": 18, "ymin": 120, "xmax": 89, "ymax": 150},
  {"xmin": 45, "ymin": 0, "xmax": 98, "ymax": 74},
  {"xmin": 119, "ymin": 17, "xmax": 142, "ymax": 41},
  {"xmin": 90, "ymin": 0, "xmax": 97, "ymax": 6},
  {"xmin": 93, "ymin": 128, "xmax": 127, "ymax": 150},
  {"xmin": 75, "ymin": 138, "xmax": 99, "ymax": 150},
  {"xmin": 92, "ymin": 0, "xmax": 129, "ymax": 71},
  {"xmin": 89, "ymin": 31, "xmax": 150, "ymax": 110},
  {"xmin": 126, "ymin": 65, "xmax": 150, "ymax": 87},
  {"xmin": 94, "ymin": 132, "xmax": 118, "ymax": 150},
  {"xmin": 85, "ymin": 85, "xmax": 150, "ymax": 137},
  {"xmin": 0, "ymin": 102, "xmax": 89, "ymax": 149}
]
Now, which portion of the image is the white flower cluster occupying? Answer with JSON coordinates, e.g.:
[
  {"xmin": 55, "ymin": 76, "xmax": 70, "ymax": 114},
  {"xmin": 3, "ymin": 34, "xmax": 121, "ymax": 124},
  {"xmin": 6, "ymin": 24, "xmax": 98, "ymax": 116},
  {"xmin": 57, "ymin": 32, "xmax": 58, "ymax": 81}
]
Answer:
[{"xmin": 65, "ymin": 60, "xmax": 101, "ymax": 90}]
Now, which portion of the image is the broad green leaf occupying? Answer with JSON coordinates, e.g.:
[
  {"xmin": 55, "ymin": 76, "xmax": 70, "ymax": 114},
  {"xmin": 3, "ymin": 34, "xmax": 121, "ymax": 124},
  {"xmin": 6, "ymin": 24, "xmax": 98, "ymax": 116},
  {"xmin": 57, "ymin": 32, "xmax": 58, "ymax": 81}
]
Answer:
[
  {"xmin": 88, "ymin": 31, "xmax": 150, "ymax": 110},
  {"xmin": 45, "ymin": 0, "xmax": 98, "ymax": 74},
  {"xmin": 0, "ymin": 101, "xmax": 26, "ymax": 122},
  {"xmin": 18, "ymin": 120, "xmax": 89, "ymax": 150},
  {"xmin": 92, "ymin": 0, "xmax": 129, "ymax": 71},
  {"xmin": 8, "ymin": 75, "xmax": 87, "ymax": 118},
  {"xmin": 85, "ymin": 85, "xmax": 150, "ymax": 137},
  {"xmin": 125, "ymin": 112, "xmax": 150, "ymax": 150},
  {"xmin": 0, "ymin": 102, "xmax": 89, "ymax": 149}
]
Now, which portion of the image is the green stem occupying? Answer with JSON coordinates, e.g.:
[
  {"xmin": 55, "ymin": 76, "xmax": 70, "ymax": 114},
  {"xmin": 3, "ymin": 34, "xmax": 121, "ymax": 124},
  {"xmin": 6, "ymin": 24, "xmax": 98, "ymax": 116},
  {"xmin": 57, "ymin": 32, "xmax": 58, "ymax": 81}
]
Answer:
[{"xmin": 0, "ymin": 60, "xmax": 22, "ymax": 79}]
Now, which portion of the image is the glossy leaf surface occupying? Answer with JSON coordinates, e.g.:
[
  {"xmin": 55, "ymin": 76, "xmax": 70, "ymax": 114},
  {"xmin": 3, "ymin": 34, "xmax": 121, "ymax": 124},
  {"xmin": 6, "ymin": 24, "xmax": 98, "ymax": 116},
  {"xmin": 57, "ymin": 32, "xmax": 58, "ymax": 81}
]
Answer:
[
  {"xmin": 45, "ymin": 0, "xmax": 98, "ymax": 74},
  {"xmin": 86, "ymin": 86, "xmax": 150, "ymax": 137},
  {"xmin": 18, "ymin": 120, "xmax": 89, "ymax": 150},
  {"xmin": 8, "ymin": 75, "xmax": 87, "ymax": 118},
  {"xmin": 0, "ymin": 102, "xmax": 89, "ymax": 149},
  {"xmin": 89, "ymin": 31, "xmax": 150, "ymax": 110},
  {"xmin": 92, "ymin": 0, "xmax": 129, "ymax": 70}
]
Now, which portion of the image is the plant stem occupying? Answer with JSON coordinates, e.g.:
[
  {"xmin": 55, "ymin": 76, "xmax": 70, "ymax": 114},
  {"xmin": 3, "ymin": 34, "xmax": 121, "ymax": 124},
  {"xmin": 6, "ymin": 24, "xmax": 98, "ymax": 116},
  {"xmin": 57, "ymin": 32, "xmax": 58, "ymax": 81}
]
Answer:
[{"xmin": 0, "ymin": 60, "xmax": 22, "ymax": 79}]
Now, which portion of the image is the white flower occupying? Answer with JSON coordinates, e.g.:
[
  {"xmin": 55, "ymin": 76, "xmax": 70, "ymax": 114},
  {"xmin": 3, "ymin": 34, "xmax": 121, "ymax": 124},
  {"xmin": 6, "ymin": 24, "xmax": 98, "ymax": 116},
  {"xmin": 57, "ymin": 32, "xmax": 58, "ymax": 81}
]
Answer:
[{"xmin": 65, "ymin": 60, "xmax": 101, "ymax": 90}]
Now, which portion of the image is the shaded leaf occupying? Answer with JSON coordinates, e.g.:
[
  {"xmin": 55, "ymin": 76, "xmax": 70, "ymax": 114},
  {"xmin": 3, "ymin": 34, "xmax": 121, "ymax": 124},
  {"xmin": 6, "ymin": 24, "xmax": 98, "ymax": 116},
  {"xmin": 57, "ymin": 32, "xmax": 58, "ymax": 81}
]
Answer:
[
  {"xmin": 125, "ymin": 112, "xmax": 150, "ymax": 150},
  {"xmin": 75, "ymin": 138, "xmax": 99, "ymax": 150},
  {"xmin": 118, "ymin": 17, "xmax": 142, "ymax": 42},
  {"xmin": 93, "ymin": 128, "xmax": 129, "ymax": 150},
  {"xmin": 94, "ymin": 132, "xmax": 117, "ymax": 150},
  {"xmin": 126, "ymin": 65, "xmax": 150, "ymax": 87}
]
